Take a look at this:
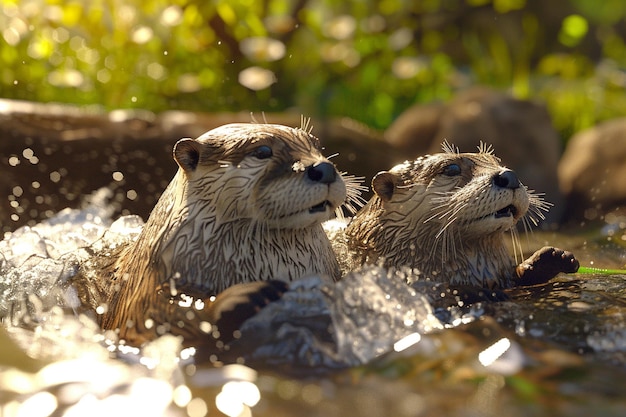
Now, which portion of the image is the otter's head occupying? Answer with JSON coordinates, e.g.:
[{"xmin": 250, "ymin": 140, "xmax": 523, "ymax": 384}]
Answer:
[
  {"xmin": 373, "ymin": 143, "xmax": 546, "ymax": 237},
  {"xmin": 172, "ymin": 123, "xmax": 349, "ymax": 229},
  {"xmin": 347, "ymin": 142, "xmax": 548, "ymax": 284}
]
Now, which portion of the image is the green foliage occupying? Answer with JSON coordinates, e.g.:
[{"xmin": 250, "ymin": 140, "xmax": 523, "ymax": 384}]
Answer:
[{"xmin": 1, "ymin": 0, "xmax": 626, "ymax": 135}]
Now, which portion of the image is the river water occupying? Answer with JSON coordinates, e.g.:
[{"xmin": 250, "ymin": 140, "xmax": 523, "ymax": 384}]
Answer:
[{"xmin": 1, "ymin": 190, "xmax": 625, "ymax": 417}]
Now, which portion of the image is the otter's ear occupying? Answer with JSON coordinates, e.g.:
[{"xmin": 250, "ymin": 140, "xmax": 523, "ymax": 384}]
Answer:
[
  {"xmin": 372, "ymin": 171, "xmax": 398, "ymax": 202},
  {"xmin": 173, "ymin": 138, "xmax": 202, "ymax": 172}
]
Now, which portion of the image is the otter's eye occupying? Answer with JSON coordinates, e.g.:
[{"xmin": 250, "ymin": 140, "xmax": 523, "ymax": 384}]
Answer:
[
  {"xmin": 251, "ymin": 145, "xmax": 273, "ymax": 159},
  {"xmin": 442, "ymin": 163, "xmax": 462, "ymax": 176}
]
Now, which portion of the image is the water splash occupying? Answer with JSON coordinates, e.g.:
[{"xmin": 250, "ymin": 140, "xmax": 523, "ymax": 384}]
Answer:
[
  {"xmin": 233, "ymin": 267, "xmax": 442, "ymax": 370},
  {"xmin": 2, "ymin": 187, "xmax": 626, "ymax": 417}
]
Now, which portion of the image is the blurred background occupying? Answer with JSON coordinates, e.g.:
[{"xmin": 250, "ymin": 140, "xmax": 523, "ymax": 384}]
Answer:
[
  {"xmin": 2, "ymin": 0, "xmax": 626, "ymax": 231},
  {"xmin": 1, "ymin": 0, "xmax": 625, "ymax": 137}
]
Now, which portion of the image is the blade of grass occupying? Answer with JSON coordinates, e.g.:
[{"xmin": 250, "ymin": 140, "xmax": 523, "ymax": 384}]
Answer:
[{"xmin": 578, "ymin": 266, "xmax": 626, "ymax": 275}]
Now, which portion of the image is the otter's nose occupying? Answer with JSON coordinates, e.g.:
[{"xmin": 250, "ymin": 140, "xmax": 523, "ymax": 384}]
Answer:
[
  {"xmin": 493, "ymin": 169, "xmax": 520, "ymax": 189},
  {"xmin": 306, "ymin": 162, "xmax": 336, "ymax": 184}
]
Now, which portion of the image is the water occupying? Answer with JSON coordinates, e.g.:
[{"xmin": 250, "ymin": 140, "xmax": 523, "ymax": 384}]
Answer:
[{"xmin": 1, "ymin": 192, "xmax": 626, "ymax": 416}]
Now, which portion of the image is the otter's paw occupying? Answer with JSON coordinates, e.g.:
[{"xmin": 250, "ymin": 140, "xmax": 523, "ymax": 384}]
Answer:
[
  {"xmin": 206, "ymin": 280, "xmax": 289, "ymax": 344},
  {"xmin": 515, "ymin": 246, "xmax": 579, "ymax": 287}
]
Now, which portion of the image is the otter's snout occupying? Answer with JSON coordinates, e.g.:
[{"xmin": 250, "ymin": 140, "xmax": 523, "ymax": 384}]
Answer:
[
  {"xmin": 493, "ymin": 169, "xmax": 520, "ymax": 190},
  {"xmin": 307, "ymin": 162, "xmax": 337, "ymax": 184}
]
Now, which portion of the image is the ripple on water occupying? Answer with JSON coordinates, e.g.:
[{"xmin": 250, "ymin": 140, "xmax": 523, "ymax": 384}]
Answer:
[{"xmin": 1, "ymin": 192, "xmax": 626, "ymax": 416}]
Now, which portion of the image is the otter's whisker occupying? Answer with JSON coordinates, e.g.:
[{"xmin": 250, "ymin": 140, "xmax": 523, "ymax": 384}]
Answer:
[
  {"xmin": 426, "ymin": 206, "xmax": 454, "ymax": 224},
  {"xmin": 435, "ymin": 214, "xmax": 459, "ymax": 240},
  {"xmin": 300, "ymin": 115, "xmax": 313, "ymax": 134},
  {"xmin": 448, "ymin": 228, "xmax": 461, "ymax": 264},
  {"xmin": 439, "ymin": 231, "xmax": 448, "ymax": 264},
  {"xmin": 509, "ymin": 227, "xmax": 523, "ymax": 265},
  {"xmin": 442, "ymin": 140, "xmax": 460, "ymax": 154},
  {"xmin": 429, "ymin": 201, "xmax": 450, "ymax": 212},
  {"xmin": 525, "ymin": 188, "xmax": 551, "ymax": 226},
  {"xmin": 433, "ymin": 189, "xmax": 462, "ymax": 203},
  {"xmin": 429, "ymin": 196, "xmax": 455, "ymax": 211},
  {"xmin": 531, "ymin": 202, "xmax": 550, "ymax": 225},
  {"xmin": 439, "ymin": 228, "xmax": 450, "ymax": 263},
  {"xmin": 340, "ymin": 173, "xmax": 367, "ymax": 215},
  {"xmin": 334, "ymin": 206, "xmax": 346, "ymax": 222},
  {"xmin": 431, "ymin": 196, "xmax": 466, "ymax": 220},
  {"xmin": 477, "ymin": 141, "xmax": 495, "ymax": 155},
  {"xmin": 425, "ymin": 226, "xmax": 443, "ymax": 262},
  {"xmin": 440, "ymin": 225, "xmax": 460, "ymax": 264},
  {"xmin": 520, "ymin": 216, "xmax": 534, "ymax": 249},
  {"xmin": 435, "ymin": 202, "xmax": 468, "ymax": 227},
  {"xmin": 423, "ymin": 209, "xmax": 446, "ymax": 224}
]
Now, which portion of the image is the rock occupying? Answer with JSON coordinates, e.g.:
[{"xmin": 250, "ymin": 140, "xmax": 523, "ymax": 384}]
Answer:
[
  {"xmin": 385, "ymin": 87, "xmax": 565, "ymax": 224},
  {"xmin": 0, "ymin": 100, "xmax": 175, "ymax": 235},
  {"xmin": 558, "ymin": 118, "xmax": 626, "ymax": 223},
  {"xmin": 384, "ymin": 103, "xmax": 443, "ymax": 155}
]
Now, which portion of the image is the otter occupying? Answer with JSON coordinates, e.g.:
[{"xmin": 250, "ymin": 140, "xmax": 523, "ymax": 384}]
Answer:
[
  {"xmin": 76, "ymin": 123, "xmax": 361, "ymax": 347},
  {"xmin": 345, "ymin": 142, "xmax": 579, "ymax": 289}
]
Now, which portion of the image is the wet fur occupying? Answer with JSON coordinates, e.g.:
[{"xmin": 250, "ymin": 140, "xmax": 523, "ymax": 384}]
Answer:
[
  {"xmin": 79, "ymin": 123, "xmax": 359, "ymax": 345},
  {"xmin": 346, "ymin": 143, "xmax": 549, "ymax": 288}
]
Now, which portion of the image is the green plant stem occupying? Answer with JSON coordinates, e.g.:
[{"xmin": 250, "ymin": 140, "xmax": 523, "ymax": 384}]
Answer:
[{"xmin": 578, "ymin": 266, "xmax": 626, "ymax": 275}]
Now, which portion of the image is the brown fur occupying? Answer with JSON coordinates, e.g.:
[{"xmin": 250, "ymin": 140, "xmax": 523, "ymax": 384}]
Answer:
[
  {"xmin": 79, "ymin": 123, "xmax": 355, "ymax": 346},
  {"xmin": 345, "ymin": 143, "xmax": 548, "ymax": 289}
]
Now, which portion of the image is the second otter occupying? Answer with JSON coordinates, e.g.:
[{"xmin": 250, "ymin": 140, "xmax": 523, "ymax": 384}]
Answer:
[{"xmin": 345, "ymin": 142, "xmax": 579, "ymax": 289}]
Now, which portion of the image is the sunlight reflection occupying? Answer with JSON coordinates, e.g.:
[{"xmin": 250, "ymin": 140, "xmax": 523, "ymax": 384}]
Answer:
[
  {"xmin": 187, "ymin": 397, "xmax": 208, "ymax": 417},
  {"xmin": 0, "ymin": 369, "xmax": 36, "ymax": 394},
  {"xmin": 478, "ymin": 337, "xmax": 511, "ymax": 367},
  {"xmin": 61, "ymin": 378, "xmax": 174, "ymax": 417},
  {"xmin": 240, "ymin": 37, "xmax": 286, "ymax": 62},
  {"xmin": 129, "ymin": 378, "xmax": 173, "ymax": 411},
  {"xmin": 393, "ymin": 332, "xmax": 422, "ymax": 352},
  {"xmin": 15, "ymin": 391, "xmax": 57, "ymax": 417},
  {"xmin": 190, "ymin": 364, "xmax": 257, "ymax": 386},
  {"xmin": 215, "ymin": 381, "xmax": 260, "ymax": 417},
  {"xmin": 38, "ymin": 359, "xmax": 128, "ymax": 390},
  {"xmin": 238, "ymin": 67, "xmax": 276, "ymax": 91},
  {"xmin": 172, "ymin": 384, "xmax": 192, "ymax": 408}
]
